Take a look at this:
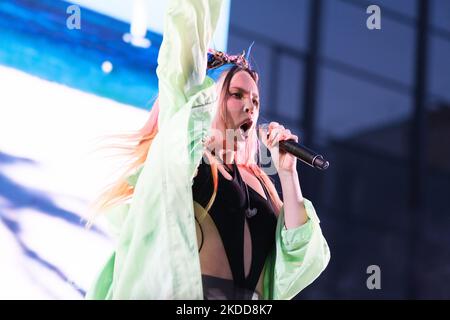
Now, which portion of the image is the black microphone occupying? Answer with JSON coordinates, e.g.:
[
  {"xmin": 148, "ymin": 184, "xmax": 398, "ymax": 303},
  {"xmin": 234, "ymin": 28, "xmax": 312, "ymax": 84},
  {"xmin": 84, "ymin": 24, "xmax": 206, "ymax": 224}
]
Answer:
[{"xmin": 258, "ymin": 123, "xmax": 330, "ymax": 171}]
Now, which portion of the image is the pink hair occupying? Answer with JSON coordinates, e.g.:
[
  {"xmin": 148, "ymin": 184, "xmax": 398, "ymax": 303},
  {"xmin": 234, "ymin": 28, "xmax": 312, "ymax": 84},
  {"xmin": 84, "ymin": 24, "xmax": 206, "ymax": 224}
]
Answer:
[{"xmin": 90, "ymin": 68, "xmax": 282, "ymax": 222}]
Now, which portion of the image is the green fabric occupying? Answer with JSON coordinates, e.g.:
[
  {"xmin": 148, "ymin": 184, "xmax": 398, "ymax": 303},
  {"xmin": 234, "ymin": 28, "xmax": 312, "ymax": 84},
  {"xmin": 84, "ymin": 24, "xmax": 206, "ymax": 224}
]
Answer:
[
  {"xmin": 86, "ymin": 0, "xmax": 330, "ymax": 300},
  {"xmin": 263, "ymin": 200, "xmax": 330, "ymax": 299}
]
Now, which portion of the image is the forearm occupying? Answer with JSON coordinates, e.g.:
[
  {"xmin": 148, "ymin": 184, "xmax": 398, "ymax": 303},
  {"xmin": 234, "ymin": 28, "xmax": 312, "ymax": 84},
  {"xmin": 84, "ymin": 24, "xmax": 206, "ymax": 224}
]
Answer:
[{"xmin": 278, "ymin": 170, "xmax": 308, "ymax": 229}]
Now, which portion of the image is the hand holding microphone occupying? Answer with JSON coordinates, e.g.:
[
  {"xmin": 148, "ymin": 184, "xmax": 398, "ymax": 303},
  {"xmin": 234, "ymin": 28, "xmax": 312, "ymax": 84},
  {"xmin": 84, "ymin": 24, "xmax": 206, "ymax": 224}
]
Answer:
[{"xmin": 258, "ymin": 122, "xmax": 330, "ymax": 171}]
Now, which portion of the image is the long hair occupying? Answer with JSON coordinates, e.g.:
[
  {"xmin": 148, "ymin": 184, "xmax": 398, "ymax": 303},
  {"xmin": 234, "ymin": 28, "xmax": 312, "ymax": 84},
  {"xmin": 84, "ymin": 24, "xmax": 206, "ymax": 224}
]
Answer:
[
  {"xmin": 89, "ymin": 66, "xmax": 283, "ymax": 224},
  {"xmin": 87, "ymin": 99, "xmax": 160, "ymax": 221}
]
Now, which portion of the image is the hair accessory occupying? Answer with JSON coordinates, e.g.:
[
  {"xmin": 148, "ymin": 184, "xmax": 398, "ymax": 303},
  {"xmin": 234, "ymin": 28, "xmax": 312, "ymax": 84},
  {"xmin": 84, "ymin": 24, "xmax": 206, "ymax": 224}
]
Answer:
[
  {"xmin": 244, "ymin": 41, "xmax": 255, "ymax": 61},
  {"xmin": 207, "ymin": 48, "xmax": 251, "ymax": 71},
  {"xmin": 206, "ymin": 42, "xmax": 256, "ymax": 82}
]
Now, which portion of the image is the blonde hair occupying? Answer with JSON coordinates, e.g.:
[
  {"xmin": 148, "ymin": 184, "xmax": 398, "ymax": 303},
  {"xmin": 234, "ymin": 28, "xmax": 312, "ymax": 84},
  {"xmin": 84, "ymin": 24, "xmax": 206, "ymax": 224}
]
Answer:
[{"xmin": 89, "ymin": 67, "xmax": 283, "ymax": 224}]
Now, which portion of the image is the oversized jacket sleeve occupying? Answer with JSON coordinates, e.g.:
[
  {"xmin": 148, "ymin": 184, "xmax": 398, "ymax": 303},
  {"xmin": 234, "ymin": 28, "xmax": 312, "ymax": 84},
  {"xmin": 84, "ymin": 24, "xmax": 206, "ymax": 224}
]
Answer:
[
  {"xmin": 86, "ymin": 0, "xmax": 223, "ymax": 299},
  {"xmin": 262, "ymin": 198, "xmax": 331, "ymax": 300},
  {"xmin": 157, "ymin": 0, "xmax": 223, "ymax": 128}
]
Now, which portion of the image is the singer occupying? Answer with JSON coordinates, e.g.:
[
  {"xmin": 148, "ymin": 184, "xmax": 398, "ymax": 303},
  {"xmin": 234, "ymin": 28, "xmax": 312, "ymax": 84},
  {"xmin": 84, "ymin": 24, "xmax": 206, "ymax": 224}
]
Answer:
[{"xmin": 86, "ymin": 0, "xmax": 330, "ymax": 300}]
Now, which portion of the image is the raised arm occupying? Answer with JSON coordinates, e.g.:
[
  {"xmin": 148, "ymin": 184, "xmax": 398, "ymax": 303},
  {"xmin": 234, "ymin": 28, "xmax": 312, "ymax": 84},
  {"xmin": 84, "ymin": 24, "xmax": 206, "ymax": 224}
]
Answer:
[{"xmin": 156, "ymin": 0, "xmax": 224, "ymax": 128}]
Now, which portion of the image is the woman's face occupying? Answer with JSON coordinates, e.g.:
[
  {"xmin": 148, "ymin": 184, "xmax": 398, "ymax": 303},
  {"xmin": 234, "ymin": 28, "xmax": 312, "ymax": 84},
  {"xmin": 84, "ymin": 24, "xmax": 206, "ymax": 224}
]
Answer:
[{"xmin": 220, "ymin": 70, "xmax": 260, "ymax": 141}]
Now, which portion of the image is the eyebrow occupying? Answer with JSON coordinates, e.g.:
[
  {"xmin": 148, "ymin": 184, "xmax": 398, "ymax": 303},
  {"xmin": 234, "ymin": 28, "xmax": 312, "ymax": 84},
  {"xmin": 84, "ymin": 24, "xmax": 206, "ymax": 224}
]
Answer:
[{"xmin": 230, "ymin": 87, "xmax": 259, "ymax": 99}]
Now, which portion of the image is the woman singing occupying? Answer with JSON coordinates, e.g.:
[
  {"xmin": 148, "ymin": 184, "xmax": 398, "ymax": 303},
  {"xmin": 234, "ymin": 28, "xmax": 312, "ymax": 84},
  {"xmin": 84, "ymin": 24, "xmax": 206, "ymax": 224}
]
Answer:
[{"xmin": 86, "ymin": 0, "xmax": 330, "ymax": 300}]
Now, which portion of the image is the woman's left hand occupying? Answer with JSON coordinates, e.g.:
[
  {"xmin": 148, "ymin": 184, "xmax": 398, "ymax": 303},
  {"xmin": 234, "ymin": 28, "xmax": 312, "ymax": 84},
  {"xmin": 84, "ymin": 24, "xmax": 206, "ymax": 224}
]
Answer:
[{"xmin": 259, "ymin": 122, "xmax": 299, "ymax": 174}]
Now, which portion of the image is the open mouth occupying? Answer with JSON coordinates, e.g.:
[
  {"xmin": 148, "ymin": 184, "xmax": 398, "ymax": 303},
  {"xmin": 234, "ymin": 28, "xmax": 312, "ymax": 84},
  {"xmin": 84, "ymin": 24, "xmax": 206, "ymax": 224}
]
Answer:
[{"xmin": 239, "ymin": 119, "xmax": 253, "ymax": 133}]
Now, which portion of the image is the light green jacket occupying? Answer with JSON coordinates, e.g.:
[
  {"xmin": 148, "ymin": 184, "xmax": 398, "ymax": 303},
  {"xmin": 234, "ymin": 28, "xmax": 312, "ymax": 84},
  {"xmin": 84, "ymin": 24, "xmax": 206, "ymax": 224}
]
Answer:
[{"xmin": 86, "ymin": 0, "xmax": 330, "ymax": 300}]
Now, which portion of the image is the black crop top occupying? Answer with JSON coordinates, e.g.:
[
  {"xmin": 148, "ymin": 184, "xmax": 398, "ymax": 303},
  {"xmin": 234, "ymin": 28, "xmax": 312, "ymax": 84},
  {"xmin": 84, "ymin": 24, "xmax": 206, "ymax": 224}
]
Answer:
[{"xmin": 192, "ymin": 158, "xmax": 277, "ymax": 299}]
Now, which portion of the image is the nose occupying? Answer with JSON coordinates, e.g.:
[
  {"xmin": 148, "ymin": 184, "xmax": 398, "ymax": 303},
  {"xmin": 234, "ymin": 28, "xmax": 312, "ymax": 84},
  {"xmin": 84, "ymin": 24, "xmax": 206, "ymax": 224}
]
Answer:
[{"xmin": 243, "ymin": 99, "xmax": 255, "ymax": 114}]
